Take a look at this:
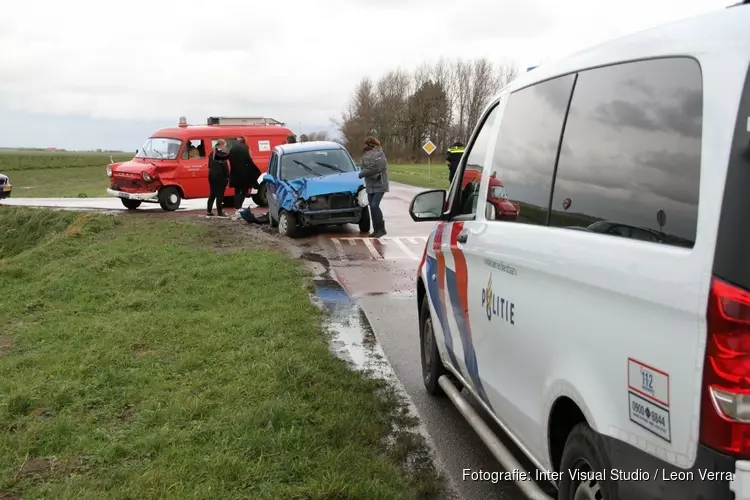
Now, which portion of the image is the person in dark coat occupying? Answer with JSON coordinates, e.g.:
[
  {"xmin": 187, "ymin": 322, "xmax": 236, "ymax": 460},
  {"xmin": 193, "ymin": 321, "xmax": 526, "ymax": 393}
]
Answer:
[
  {"xmin": 286, "ymin": 134, "xmax": 297, "ymax": 144},
  {"xmin": 228, "ymin": 136, "xmax": 259, "ymax": 210},
  {"xmin": 207, "ymin": 139, "xmax": 230, "ymax": 216},
  {"xmin": 358, "ymin": 136, "xmax": 390, "ymax": 238}
]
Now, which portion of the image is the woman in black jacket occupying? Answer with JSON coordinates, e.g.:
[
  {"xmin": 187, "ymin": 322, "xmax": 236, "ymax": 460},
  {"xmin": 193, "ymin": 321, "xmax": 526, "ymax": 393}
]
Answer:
[{"xmin": 207, "ymin": 140, "xmax": 230, "ymax": 216}]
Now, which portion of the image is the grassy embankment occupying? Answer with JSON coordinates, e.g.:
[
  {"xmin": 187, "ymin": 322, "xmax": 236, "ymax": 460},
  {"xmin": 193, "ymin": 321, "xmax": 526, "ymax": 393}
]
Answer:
[{"xmin": 0, "ymin": 207, "xmax": 444, "ymax": 499}]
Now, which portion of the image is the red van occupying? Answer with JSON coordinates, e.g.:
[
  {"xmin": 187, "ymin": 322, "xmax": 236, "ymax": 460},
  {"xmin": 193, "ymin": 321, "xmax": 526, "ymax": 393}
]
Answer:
[{"xmin": 106, "ymin": 117, "xmax": 293, "ymax": 211}]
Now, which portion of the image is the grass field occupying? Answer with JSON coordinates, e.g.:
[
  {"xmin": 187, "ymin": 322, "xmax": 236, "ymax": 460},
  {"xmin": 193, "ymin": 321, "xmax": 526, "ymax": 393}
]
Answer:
[
  {"xmin": 388, "ymin": 163, "xmax": 450, "ymax": 190},
  {"xmin": 0, "ymin": 208, "xmax": 443, "ymax": 499},
  {"xmin": 0, "ymin": 151, "xmax": 130, "ymax": 198}
]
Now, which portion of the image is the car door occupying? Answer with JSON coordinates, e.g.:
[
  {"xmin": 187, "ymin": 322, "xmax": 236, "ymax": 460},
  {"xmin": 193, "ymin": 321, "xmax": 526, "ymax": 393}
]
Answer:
[
  {"xmin": 430, "ymin": 100, "xmax": 503, "ymax": 413},
  {"xmin": 462, "ymin": 73, "xmax": 577, "ymax": 461},
  {"xmin": 181, "ymin": 138, "xmax": 210, "ymax": 198},
  {"xmin": 267, "ymin": 152, "xmax": 280, "ymax": 220}
]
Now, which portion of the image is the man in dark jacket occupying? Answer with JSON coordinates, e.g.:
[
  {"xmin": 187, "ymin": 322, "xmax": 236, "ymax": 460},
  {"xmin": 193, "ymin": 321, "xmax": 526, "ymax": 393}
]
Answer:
[
  {"xmin": 207, "ymin": 140, "xmax": 230, "ymax": 216},
  {"xmin": 228, "ymin": 136, "xmax": 260, "ymax": 210},
  {"xmin": 445, "ymin": 137, "xmax": 465, "ymax": 183}
]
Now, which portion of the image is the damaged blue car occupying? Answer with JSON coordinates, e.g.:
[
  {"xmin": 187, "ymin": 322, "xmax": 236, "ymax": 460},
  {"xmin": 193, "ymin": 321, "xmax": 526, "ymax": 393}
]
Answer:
[{"xmin": 263, "ymin": 141, "xmax": 370, "ymax": 237}]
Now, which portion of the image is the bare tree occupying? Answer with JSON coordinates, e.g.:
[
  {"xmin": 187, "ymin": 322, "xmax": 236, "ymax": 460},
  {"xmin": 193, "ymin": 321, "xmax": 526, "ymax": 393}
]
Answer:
[{"xmin": 305, "ymin": 131, "xmax": 330, "ymax": 141}]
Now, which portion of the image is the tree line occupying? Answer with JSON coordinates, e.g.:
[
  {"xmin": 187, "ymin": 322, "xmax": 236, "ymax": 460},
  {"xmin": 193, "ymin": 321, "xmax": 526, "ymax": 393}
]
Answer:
[{"xmin": 330, "ymin": 58, "xmax": 519, "ymax": 163}]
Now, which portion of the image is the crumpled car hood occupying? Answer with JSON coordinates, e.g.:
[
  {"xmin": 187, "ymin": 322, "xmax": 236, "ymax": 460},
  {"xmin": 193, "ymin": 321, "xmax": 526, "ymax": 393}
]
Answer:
[{"xmin": 277, "ymin": 171, "xmax": 364, "ymax": 211}]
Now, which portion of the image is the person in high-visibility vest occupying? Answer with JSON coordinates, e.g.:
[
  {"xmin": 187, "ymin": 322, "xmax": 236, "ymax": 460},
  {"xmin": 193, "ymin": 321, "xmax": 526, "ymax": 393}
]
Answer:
[{"xmin": 445, "ymin": 137, "xmax": 465, "ymax": 183}]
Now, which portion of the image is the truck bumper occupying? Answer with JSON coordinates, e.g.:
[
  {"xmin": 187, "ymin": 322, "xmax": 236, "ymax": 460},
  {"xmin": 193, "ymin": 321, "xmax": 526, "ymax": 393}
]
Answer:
[
  {"xmin": 299, "ymin": 207, "xmax": 362, "ymax": 226},
  {"xmin": 107, "ymin": 188, "xmax": 158, "ymax": 201}
]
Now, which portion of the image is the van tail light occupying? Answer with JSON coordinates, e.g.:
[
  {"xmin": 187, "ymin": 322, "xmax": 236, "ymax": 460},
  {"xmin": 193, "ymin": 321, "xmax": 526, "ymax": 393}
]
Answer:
[{"xmin": 700, "ymin": 277, "xmax": 750, "ymax": 457}]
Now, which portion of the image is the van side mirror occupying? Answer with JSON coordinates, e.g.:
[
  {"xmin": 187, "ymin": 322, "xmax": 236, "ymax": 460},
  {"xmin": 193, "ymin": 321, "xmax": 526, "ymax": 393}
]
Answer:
[
  {"xmin": 409, "ymin": 189, "xmax": 446, "ymax": 222},
  {"xmin": 262, "ymin": 173, "xmax": 275, "ymax": 184}
]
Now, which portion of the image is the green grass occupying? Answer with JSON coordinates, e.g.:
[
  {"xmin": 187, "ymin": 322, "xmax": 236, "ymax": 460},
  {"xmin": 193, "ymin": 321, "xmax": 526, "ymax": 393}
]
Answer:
[
  {"xmin": 388, "ymin": 164, "xmax": 450, "ymax": 190},
  {"xmin": 0, "ymin": 208, "xmax": 444, "ymax": 500},
  {"xmin": 0, "ymin": 151, "xmax": 131, "ymax": 198}
]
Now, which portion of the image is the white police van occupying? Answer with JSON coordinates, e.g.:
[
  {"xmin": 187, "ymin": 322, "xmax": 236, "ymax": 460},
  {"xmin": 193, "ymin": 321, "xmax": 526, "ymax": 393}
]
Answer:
[{"xmin": 409, "ymin": 2, "xmax": 750, "ymax": 499}]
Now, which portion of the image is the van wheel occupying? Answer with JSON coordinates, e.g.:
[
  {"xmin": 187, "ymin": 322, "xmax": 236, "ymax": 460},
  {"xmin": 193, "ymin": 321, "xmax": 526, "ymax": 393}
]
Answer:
[
  {"xmin": 558, "ymin": 423, "xmax": 617, "ymax": 500},
  {"xmin": 358, "ymin": 207, "xmax": 371, "ymax": 233},
  {"xmin": 278, "ymin": 210, "xmax": 297, "ymax": 238},
  {"xmin": 252, "ymin": 183, "xmax": 268, "ymax": 207},
  {"xmin": 158, "ymin": 187, "xmax": 181, "ymax": 211},
  {"xmin": 121, "ymin": 199, "xmax": 141, "ymax": 210},
  {"xmin": 420, "ymin": 296, "xmax": 448, "ymax": 396}
]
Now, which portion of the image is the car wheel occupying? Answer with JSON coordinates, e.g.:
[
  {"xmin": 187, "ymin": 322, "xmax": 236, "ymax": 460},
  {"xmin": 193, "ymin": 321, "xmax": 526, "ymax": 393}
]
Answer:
[
  {"xmin": 278, "ymin": 210, "xmax": 297, "ymax": 238},
  {"xmin": 252, "ymin": 183, "xmax": 268, "ymax": 207},
  {"xmin": 558, "ymin": 423, "xmax": 617, "ymax": 500},
  {"xmin": 121, "ymin": 199, "xmax": 141, "ymax": 210},
  {"xmin": 158, "ymin": 187, "xmax": 181, "ymax": 211},
  {"xmin": 420, "ymin": 296, "xmax": 449, "ymax": 396},
  {"xmin": 358, "ymin": 207, "xmax": 371, "ymax": 233}
]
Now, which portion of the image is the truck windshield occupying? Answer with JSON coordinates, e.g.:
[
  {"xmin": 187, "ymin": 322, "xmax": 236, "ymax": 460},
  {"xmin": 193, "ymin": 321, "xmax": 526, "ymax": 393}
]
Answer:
[
  {"xmin": 280, "ymin": 149, "xmax": 356, "ymax": 181},
  {"xmin": 136, "ymin": 138, "xmax": 182, "ymax": 160}
]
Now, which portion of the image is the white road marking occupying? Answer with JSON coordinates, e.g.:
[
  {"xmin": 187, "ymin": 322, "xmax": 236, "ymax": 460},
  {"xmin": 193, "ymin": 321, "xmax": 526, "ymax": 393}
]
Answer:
[
  {"xmin": 344, "ymin": 238, "xmax": 358, "ymax": 245},
  {"xmin": 331, "ymin": 239, "xmax": 348, "ymax": 261},
  {"xmin": 362, "ymin": 238, "xmax": 384, "ymax": 260},
  {"xmin": 391, "ymin": 238, "xmax": 419, "ymax": 260}
]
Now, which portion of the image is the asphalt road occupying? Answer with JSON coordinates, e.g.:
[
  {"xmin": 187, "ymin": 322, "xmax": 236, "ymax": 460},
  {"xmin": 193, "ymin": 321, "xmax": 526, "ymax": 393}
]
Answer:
[{"xmin": 1, "ymin": 186, "xmax": 552, "ymax": 500}]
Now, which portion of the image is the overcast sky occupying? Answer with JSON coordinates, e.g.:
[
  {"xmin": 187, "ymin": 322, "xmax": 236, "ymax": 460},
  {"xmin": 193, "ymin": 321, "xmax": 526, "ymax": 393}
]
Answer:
[{"xmin": 0, "ymin": 0, "xmax": 727, "ymax": 151}]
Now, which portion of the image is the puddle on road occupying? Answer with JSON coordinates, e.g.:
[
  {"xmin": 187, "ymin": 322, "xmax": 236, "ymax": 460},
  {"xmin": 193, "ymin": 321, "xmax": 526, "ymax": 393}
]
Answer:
[{"xmin": 313, "ymin": 279, "xmax": 391, "ymax": 379}]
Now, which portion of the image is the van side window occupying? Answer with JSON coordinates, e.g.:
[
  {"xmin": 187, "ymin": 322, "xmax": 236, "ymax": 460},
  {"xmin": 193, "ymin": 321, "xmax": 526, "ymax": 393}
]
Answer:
[
  {"xmin": 182, "ymin": 139, "xmax": 206, "ymax": 160},
  {"xmin": 451, "ymin": 104, "xmax": 500, "ymax": 218},
  {"xmin": 486, "ymin": 74, "xmax": 576, "ymax": 224},
  {"xmin": 549, "ymin": 58, "xmax": 702, "ymax": 248}
]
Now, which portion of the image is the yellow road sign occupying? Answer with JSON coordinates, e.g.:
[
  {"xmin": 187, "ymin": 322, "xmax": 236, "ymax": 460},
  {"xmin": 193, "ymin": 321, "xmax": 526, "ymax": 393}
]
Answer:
[{"xmin": 422, "ymin": 140, "xmax": 436, "ymax": 155}]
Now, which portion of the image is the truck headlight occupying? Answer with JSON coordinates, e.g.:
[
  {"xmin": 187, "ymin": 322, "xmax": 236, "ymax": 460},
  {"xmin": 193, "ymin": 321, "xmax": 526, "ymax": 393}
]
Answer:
[
  {"xmin": 106, "ymin": 166, "xmax": 112, "ymax": 177},
  {"xmin": 142, "ymin": 172, "xmax": 152, "ymax": 182}
]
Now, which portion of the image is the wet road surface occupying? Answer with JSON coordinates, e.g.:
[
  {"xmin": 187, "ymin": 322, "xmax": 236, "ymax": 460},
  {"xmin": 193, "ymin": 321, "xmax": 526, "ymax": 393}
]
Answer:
[{"xmin": 1, "ymin": 185, "xmax": 554, "ymax": 500}]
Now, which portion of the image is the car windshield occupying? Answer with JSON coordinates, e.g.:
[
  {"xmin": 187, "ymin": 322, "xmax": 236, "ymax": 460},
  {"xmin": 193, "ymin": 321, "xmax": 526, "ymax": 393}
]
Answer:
[
  {"xmin": 280, "ymin": 149, "xmax": 355, "ymax": 180},
  {"xmin": 136, "ymin": 137, "xmax": 182, "ymax": 160}
]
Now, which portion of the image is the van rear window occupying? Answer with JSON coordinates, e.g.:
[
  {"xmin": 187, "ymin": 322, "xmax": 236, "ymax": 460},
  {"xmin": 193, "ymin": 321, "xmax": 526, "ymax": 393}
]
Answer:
[{"xmin": 713, "ymin": 62, "xmax": 750, "ymax": 290}]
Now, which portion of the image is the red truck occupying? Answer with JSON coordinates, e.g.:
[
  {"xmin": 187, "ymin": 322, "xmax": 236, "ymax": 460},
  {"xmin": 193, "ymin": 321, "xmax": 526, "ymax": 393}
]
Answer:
[
  {"xmin": 461, "ymin": 166, "xmax": 520, "ymax": 220},
  {"xmin": 106, "ymin": 116, "xmax": 293, "ymax": 211}
]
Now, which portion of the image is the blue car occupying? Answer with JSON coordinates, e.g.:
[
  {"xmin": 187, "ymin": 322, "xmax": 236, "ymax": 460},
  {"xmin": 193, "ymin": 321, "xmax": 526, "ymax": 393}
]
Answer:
[{"xmin": 262, "ymin": 141, "xmax": 370, "ymax": 237}]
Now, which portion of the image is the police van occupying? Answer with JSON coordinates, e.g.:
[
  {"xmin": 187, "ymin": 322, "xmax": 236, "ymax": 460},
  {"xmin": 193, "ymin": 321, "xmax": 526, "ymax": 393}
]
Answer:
[{"xmin": 409, "ymin": 2, "xmax": 750, "ymax": 499}]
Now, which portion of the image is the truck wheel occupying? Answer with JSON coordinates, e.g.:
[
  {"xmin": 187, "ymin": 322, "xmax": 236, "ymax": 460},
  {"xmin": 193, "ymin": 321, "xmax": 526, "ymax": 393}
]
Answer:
[
  {"xmin": 278, "ymin": 210, "xmax": 297, "ymax": 238},
  {"xmin": 358, "ymin": 207, "xmax": 371, "ymax": 233},
  {"xmin": 252, "ymin": 183, "xmax": 268, "ymax": 207},
  {"xmin": 158, "ymin": 187, "xmax": 181, "ymax": 211},
  {"xmin": 121, "ymin": 199, "xmax": 141, "ymax": 210},
  {"xmin": 558, "ymin": 423, "xmax": 617, "ymax": 500},
  {"xmin": 420, "ymin": 296, "xmax": 449, "ymax": 396}
]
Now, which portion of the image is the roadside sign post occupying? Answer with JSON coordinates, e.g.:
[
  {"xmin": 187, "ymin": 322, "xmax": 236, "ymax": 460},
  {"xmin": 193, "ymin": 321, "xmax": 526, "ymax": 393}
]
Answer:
[{"xmin": 422, "ymin": 139, "xmax": 437, "ymax": 180}]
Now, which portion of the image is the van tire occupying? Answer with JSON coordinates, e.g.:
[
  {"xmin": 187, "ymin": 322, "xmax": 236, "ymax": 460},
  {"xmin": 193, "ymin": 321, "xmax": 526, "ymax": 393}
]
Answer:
[
  {"xmin": 558, "ymin": 423, "xmax": 617, "ymax": 500},
  {"xmin": 358, "ymin": 207, "xmax": 371, "ymax": 233},
  {"xmin": 420, "ymin": 296, "xmax": 448, "ymax": 396},
  {"xmin": 278, "ymin": 210, "xmax": 297, "ymax": 238},
  {"xmin": 121, "ymin": 199, "xmax": 141, "ymax": 210},
  {"xmin": 158, "ymin": 187, "xmax": 181, "ymax": 211},
  {"xmin": 252, "ymin": 183, "xmax": 268, "ymax": 207}
]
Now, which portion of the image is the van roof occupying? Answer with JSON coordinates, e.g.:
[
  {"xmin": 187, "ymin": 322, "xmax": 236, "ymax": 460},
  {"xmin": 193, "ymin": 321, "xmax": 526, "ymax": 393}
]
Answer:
[
  {"xmin": 152, "ymin": 124, "xmax": 292, "ymax": 139},
  {"xmin": 276, "ymin": 141, "xmax": 345, "ymax": 155},
  {"xmin": 506, "ymin": 4, "xmax": 750, "ymax": 94}
]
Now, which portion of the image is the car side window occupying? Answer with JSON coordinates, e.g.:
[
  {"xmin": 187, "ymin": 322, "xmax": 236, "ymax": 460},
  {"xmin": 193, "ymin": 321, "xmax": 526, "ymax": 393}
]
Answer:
[
  {"xmin": 182, "ymin": 139, "xmax": 206, "ymax": 160},
  {"xmin": 486, "ymin": 74, "xmax": 576, "ymax": 224},
  {"xmin": 268, "ymin": 153, "xmax": 278, "ymax": 177},
  {"xmin": 451, "ymin": 104, "xmax": 501, "ymax": 218},
  {"xmin": 549, "ymin": 57, "xmax": 702, "ymax": 248}
]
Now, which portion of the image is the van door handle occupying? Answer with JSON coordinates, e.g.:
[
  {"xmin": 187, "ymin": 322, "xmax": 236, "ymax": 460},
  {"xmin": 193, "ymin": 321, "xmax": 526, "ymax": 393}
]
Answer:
[{"xmin": 457, "ymin": 229, "xmax": 469, "ymax": 244}]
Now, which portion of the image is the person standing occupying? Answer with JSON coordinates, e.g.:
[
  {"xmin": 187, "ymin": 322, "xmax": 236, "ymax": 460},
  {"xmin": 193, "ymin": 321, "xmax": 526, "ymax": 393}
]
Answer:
[
  {"xmin": 207, "ymin": 139, "xmax": 230, "ymax": 216},
  {"xmin": 445, "ymin": 137, "xmax": 465, "ymax": 183},
  {"xmin": 286, "ymin": 134, "xmax": 297, "ymax": 144},
  {"xmin": 228, "ymin": 136, "xmax": 259, "ymax": 211},
  {"xmin": 358, "ymin": 136, "xmax": 390, "ymax": 238}
]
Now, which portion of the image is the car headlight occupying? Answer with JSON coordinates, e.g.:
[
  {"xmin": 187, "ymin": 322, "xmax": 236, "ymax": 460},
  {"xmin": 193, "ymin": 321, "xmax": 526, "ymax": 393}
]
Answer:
[
  {"xmin": 142, "ymin": 171, "xmax": 152, "ymax": 182},
  {"xmin": 106, "ymin": 166, "xmax": 112, "ymax": 177},
  {"xmin": 310, "ymin": 196, "xmax": 317, "ymax": 202},
  {"xmin": 357, "ymin": 188, "xmax": 369, "ymax": 207}
]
